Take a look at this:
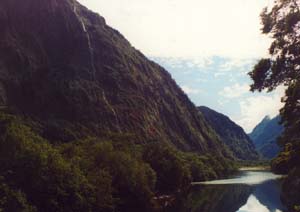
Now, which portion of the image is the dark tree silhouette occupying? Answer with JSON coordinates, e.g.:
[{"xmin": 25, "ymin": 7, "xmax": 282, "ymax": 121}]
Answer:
[
  {"xmin": 249, "ymin": 0, "xmax": 300, "ymax": 147},
  {"xmin": 249, "ymin": 1, "xmax": 300, "ymax": 210}
]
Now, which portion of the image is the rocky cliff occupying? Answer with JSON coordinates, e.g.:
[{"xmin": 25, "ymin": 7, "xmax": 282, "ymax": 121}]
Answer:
[{"xmin": 0, "ymin": 0, "xmax": 231, "ymax": 156}]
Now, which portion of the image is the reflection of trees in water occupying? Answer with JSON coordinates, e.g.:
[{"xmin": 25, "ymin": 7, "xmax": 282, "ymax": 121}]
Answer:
[
  {"xmin": 253, "ymin": 180, "xmax": 286, "ymax": 212},
  {"xmin": 166, "ymin": 180, "xmax": 287, "ymax": 212},
  {"xmin": 167, "ymin": 184, "xmax": 253, "ymax": 212}
]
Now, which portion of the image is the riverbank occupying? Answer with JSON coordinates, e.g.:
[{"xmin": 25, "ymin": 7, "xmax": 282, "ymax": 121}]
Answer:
[
  {"xmin": 239, "ymin": 166, "xmax": 270, "ymax": 171},
  {"xmin": 178, "ymin": 169, "xmax": 287, "ymax": 212}
]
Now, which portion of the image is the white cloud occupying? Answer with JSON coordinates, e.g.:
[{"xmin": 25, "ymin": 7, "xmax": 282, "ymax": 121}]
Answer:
[
  {"xmin": 219, "ymin": 83, "xmax": 250, "ymax": 98},
  {"xmin": 181, "ymin": 86, "xmax": 202, "ymax": 94},
  {"xmin": 214, "ymin": 72, "xmax": 226, "ymax": 78},
  {"xmin": 220, "ymin": 58, "xmax": 256, "ymax": 72},
  {"xmin": 77, "ymin": 0, "xmax": 271, "ymax": 59},
  {"xmin": 191, "ymin": 57, "xmax": 214, "ymax": 69},
  {"xmin": 218, "ymin": 99, "xmax": 229, "ymax": 106},
  {"xmin": 195, "ymin": 78, "xmax": 208, "ymax": 83},
  {"xmin": 152, "ymin": 56, "xmax": 214, "ymax": 71},
  {"xmin": 237, "ymin": 195, "xmax": 270, "ymax": 212},
  {"xmin": 234, "ymin": 86, "xmax": 285, "ymax": 133}
]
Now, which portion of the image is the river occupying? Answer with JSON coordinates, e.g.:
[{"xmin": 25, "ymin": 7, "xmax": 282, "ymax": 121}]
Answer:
[{"xmin": 168, "ymin": 169, "xmax": 286, "ymax": 212}]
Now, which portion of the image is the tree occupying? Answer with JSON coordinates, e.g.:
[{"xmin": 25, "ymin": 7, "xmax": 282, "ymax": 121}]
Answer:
[
  {"xmin": 143, "ymin": 143, "xmax": 191, "ymax": 193},
  {"xmin": 249, "ymin": 0, "xmax": 300, "ymax": 147},
  {"xmin": 61, "ymin": 139, "xmax": 157, "ymax": 212},
  {"xmin": 250, "ymin": 1, "xmax": 300, "ymax": 91},
  {"xmin": 0, "ymin": 114, "xmax": 114, "ymax": 212},
  {"xmin": 249, "ymin": 1, "xmax": 300, "ymax": 210}
]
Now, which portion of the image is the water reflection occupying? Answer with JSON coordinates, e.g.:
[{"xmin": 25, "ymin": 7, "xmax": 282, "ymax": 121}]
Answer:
[
  {"xmin": 180, "ymin": 184, "xmax": 253, "ymax": 212},
  {"xmin": 251, "ymin": 180, "xmax": 285, "ymax": 212},
  {"xmin": 238, "ymin": 195, "xmax": 271, "ymax": 212},
  {"xmin": 194, "ymin": 171, "xmax": 283, "ymax": 185},
  {"xmin": 169, "ymin": 171, "xmax": 287, "ymax": 212}
]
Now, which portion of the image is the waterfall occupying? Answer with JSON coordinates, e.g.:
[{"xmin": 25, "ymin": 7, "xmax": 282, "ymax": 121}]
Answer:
[
  {"xmin": 73, "ymin": 3, "xmax": 96, "ymax": 80},
  {"xmin": 72, "ymin": 3, "xmax": 121, "ymax": 132},
  {"xmin": 102, "ymin": 91, "xmax": 122, "ymax": 132}
]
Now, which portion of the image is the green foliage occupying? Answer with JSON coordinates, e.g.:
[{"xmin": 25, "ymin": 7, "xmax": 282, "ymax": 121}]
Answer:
[
  {"xmin": 143, "ymin": 142, "xmax": 237, "ymax": 191},
  {"xmin": 249, "ymin": 59, "xmax": 271, "ymax": 92},
  {"xmin": 272, "ymin": 141, "xmax": 300, "ymax": 174},
  {"xmin": 281, "ymin": 167, "xmax": 300, "ymax": 212},
  {"xmin": 0, "ymin": 114, "xmax": 156, "ymax": 211},
  {"xmin": 249, "ymin": 0, "xmax": 300, "ymax": 92},
  {"xmin": 0, "ymin": 177, "xmax": 37, "ymax": 212},
  {"xmin": 184, "ymin": 154, "xmax": 217, "ymax": 181},
  {"xmin": 143, "ymin": 143, "xmax": 191, "ymax": 193},
  {"xmin": 280, "ymin": 82, "xmax": 300, "ymax": 145},
  {"xmin": 61, "ymin": 139, "xmax": 156, "ymax": 212},
  {"xmin": 0, "ymin": 113, "xmax": 238, "ymax": 211},
  {"xmin": 236, "ymin": 159, "xmax": 270, "ymax": 167},
  {"xmin": 0, "ymin": 114, "xmax": 113, "ymax": 212},
  {"xmin": 184, "ymin": 153, "xmax": 235, "ymax": 181},
  {"xmin": 195, "ymin": 154, "xmax": 237, "ymax": 179}
]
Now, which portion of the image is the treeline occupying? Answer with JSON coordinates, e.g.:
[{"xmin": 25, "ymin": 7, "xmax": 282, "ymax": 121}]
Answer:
[
  {"xmin": 271, "ymin": 141, "xmax": 300, "ymax": 211},
  {"xmin": 0, "ymin": 113, "xmax": 237, "ymax": 212}
]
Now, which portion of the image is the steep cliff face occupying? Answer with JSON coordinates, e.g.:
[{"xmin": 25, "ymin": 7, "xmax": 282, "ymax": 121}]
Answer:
[
  {"xmin": 198, "ymin": 106, "xmax": 259, "ymax": 160},
  {"xmin": 249, "ymin": 116, "xmax": 284, "ymax": 159},
  {"xmin": 0, "ymin": 0, "xmax": 230, "ymax": 156}
]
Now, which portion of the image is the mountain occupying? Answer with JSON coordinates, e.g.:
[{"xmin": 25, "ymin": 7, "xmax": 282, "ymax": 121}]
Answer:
[
  {"xmin": 198, "ymin": 106, "xmax": 259, "ymax": 160},
  {"xmin": 249, "ymin": 115, "xmax": 284, "ymax": 159},
  {"xmin": 0, "ymin": 0, "xmax": 233, "ymax": 157},
  {"xmin": 0, "ymin": 0, "xmax": 242, "ymax": 211}
]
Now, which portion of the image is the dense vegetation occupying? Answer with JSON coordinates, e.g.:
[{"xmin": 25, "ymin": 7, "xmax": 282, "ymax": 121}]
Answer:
[
  {"xmin": 198, "ymin": 106, "xmax": 258, "ymax": 160},
  {"xmin": 249, "ymin": 0, "xmax": 300, "ymax": 210},
  {"xmin": 249, "ymin": 115, "xmax": 284, "ymax": 159},
  {"xmin": 0, "ymin": 112, "xmax": 237, "ymax": 211}
]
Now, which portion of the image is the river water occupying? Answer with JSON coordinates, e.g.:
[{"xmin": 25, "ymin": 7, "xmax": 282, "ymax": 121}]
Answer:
[{"xmin": 170, "ymin": 170, "xmax": 287, "ymax": 212}]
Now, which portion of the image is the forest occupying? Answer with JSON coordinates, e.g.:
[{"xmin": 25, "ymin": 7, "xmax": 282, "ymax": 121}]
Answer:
[{"xmin": 0, "ymin": 113, "xmax": 236, "ymax": 211}]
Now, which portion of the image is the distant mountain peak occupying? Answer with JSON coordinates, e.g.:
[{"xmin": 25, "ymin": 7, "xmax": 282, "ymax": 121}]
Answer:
[
  {"xmin": 249, "ymin": 115, "xmax": 284, "ymax": 159},
  {"xmin": 263, "ymin": 115, "xmax": 271, "ymax": 121}
]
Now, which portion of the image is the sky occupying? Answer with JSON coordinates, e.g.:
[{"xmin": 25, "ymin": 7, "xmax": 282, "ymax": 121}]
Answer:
[{"xmin": 78, "ymin": 0, "xmax": 284, "ymax": 133}]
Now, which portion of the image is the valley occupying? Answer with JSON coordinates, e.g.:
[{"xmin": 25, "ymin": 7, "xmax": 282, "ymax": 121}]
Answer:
[{"xmin": 0, "ymin": 0, "xmax": 299, "ymax": 211}]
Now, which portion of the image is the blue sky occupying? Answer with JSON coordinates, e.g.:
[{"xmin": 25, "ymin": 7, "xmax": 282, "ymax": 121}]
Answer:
[
  {"xmin": 78, "ymin": 0, "xmax": 284, "ymax": 132},
  {"xmin": 151, "ymin": 56, "xmax": 284, "ymax": 132}
]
